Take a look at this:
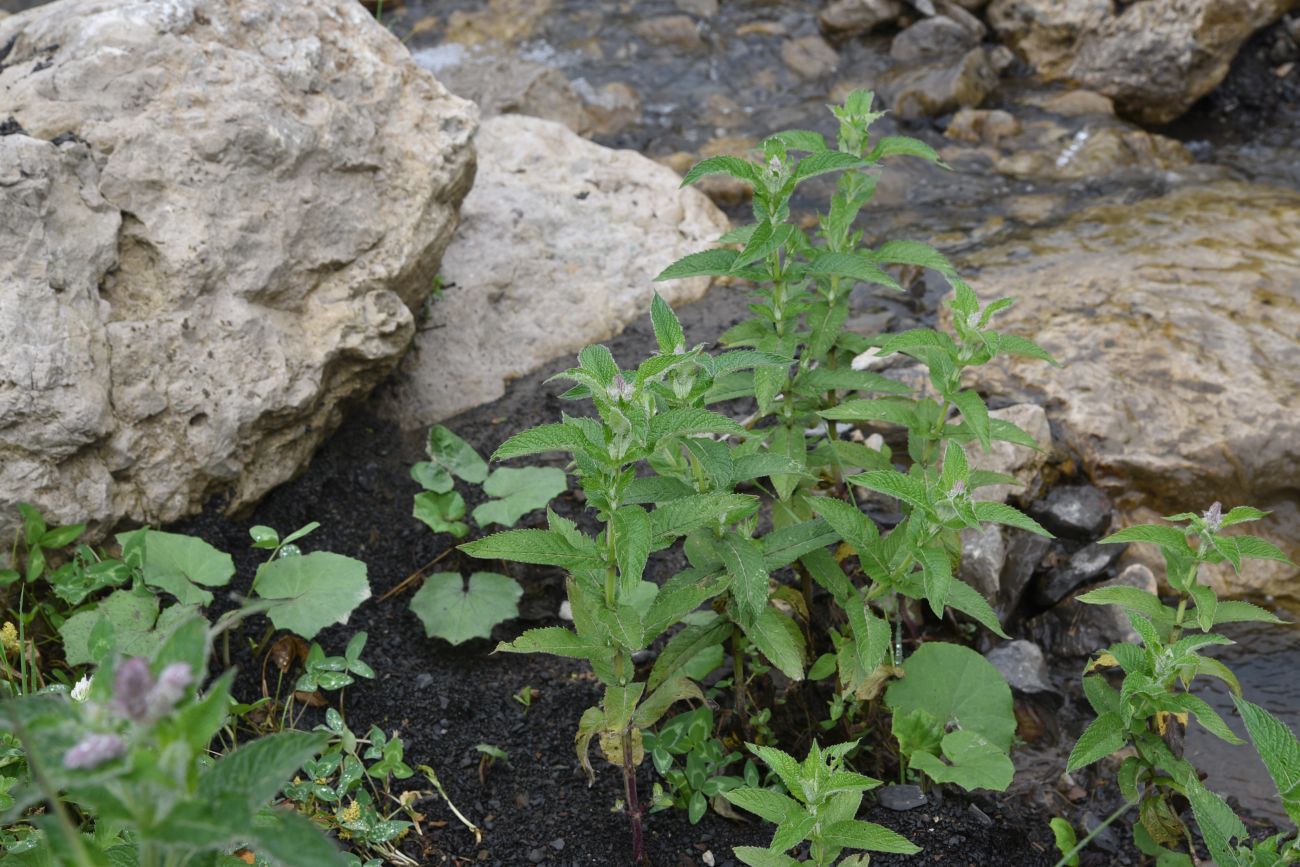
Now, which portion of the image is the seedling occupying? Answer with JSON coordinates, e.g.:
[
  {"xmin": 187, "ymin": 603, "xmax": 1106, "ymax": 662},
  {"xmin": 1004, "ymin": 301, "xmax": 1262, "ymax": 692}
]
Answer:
[{"xmin": 475, "ymin": 743, "xmax": 508, "ymax": 785}]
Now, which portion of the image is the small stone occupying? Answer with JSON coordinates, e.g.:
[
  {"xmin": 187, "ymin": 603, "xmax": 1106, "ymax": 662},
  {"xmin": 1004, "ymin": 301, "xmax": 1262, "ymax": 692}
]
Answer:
[
  {"xmin": 1033, "ymin": 541, "xmax": 1125, "ymax": 606},
  {"xmin": 880, "ymin": 47, "xmax": 1000, "ymax": 119},
  {"xmin": 819, "ymin": 0, "xmax": 902, "ymax": 34},
  {"xmin": 1025, "ymin": 89, "xmax": 1116, "ymax": 117},
  {"xmin": 891, "ymin": 16, "xmax": 980, "ymax": 64},
  {"xmin": 675, "ymin": 0, "xmax": 719, "ymax": 17},
  {"xmin": 945, "ymin": 108, "xmax": 1021, "ymax": 146},
  {"xmin": 558, "ymin": 600, "xmax": 573, "ymax": 621},
  {"xmin": 702, "ymin": 852, "xmax": 716, "ymax": 867},
  {"xmin": 549, "ymin": 838, "xmax": 565, "ymax": 851},
  {"xmin": 635, "ymin": 15, "xmax": 705, "ymax": 50},
  {"xmin": 985, "ymin": 640, "xmax": 1056, "ymax": 695},
  {"xmin": 878, "ymin": 783, "xmax": 928, "ymax": 811},
  {"xmin": 415, "ymin": 672, "xmax": 435, "ymax": 689},
  {"xmin": 782, "ymin": 35, "xmax": 840, "ymax": 80},
  {"xmin": 1030, "ymin": 486, "xmax": 1113, "ymax": 540},
  {"xmin": 969, "ymin": 804, "xmax": 994, "ymax": 827},
  {"xmin": 527, "ymin": 847, "xmax": 546, "ymax": 864}
]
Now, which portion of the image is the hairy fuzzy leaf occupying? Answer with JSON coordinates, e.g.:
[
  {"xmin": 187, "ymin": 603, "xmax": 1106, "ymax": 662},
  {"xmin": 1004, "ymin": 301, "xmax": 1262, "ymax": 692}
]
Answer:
[{"xmin": 655, "ymin": 248, "xmax": 742, "ymax": 282}]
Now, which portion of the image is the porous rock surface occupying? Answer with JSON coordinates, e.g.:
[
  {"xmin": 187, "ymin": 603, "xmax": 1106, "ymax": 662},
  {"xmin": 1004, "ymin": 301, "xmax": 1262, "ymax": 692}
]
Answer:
[
  {"xmin": 959, "ymin": 181, "xmax": 1300, "ymax": 601},
  {"xmin": 987, "ymin": 0, "xmax": 1297, "ymax": 124},
  {"xmin": 0, "ymin": 0, "xmax": 476, "ymax": 538},
  {"xmin": 377, "ymin": 114, "xmax": 730, "ymax": 428}
]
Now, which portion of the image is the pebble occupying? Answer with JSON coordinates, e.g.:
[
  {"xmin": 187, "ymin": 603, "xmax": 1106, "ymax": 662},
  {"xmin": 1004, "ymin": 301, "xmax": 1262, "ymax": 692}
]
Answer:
[
  {"xmin": 527, "ymin": 847, "xmax": 546, "ymax": 863},
  {"xmin": 984, "ymin": 640, "xmax": 1056, "ymax": 696},
  {"xmin": 1028, "ymin": 485, "xmax": 1112, "ymax": 540},
  {"xmin": 550, "ymin": 838, "xmax": 565, "ymax": 851},
  {"xmin": 878, "ymin": 783, "xmax": 928, "ymax": 811},
  {"xmin": 415, "ymin": 672, "xmax": 434, "ymax": 689}
]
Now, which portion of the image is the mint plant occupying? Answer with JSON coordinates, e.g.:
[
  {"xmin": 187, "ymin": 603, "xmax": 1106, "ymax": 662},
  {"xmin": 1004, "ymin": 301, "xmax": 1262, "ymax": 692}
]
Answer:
[
  {"xmin": 1059, "ymin": 503, "xmax": 1296, "ymax": 865},
  {"xmin": 644, "ymin": 706, "xmax": 754, "ymax": 824},
  {"xmin": 1, "ymin": 617, "xmax": 348, "ymax": 866},
  {"xmin": 723, "ymin": 740, "xmax": 919, "ymax": 867},
  {"xmin": 460, "ymin": 91, "xmax": 1059, "ymax": 857}
]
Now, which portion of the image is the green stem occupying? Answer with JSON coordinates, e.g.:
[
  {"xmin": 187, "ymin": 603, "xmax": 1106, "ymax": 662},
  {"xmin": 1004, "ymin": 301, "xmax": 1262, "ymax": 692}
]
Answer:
[
  {"xmin": 1051, "ymin": 800, "xmax": 1135, "ymax": 867},
  {"xmin": 732, "ymin": 630, "xmax": 746, "ymax": 721}
]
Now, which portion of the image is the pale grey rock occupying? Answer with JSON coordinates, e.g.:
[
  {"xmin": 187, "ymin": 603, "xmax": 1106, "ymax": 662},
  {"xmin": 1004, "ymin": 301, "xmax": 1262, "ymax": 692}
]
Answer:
[
  {"xmin": 1033, "ymin": 542, "xmax": 1126, "ymax": 607},
  {"xmin": 377, "ymin": 115, "xmax": 729, "ymax": 429},
  {"xmin": 959, "ymin": 524, "xmax": 1007, "ymax": 602},
  {"xmin": 0, "ymin": 0, "xmax": 476, "ymax": 539}
]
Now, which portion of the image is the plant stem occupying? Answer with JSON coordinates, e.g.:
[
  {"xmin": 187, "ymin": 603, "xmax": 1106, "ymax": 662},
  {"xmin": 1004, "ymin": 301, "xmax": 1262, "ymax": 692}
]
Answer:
[
  {"xmin": 1051, "ymin": 800, "xmax": 1135, "ymax": 867},
  {"xmin": 732, "ymin": 630, "xmax": 746, "ymax": 721},
  {"xmin": 621, "ymin": 726, "xmax": 647, "ymax": 866}
]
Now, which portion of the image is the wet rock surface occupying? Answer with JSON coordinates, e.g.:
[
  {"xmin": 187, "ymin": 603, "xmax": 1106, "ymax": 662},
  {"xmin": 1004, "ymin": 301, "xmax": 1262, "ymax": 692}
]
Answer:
[{"xmin": 1028, "ymin": 485, "xmax": 1113, "ymax": 541}]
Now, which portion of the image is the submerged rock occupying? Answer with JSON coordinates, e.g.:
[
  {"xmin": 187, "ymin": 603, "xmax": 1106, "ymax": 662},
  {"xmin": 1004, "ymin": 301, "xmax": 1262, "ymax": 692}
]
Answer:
[
  {"xmin": 960, "ymin": 181, "xmax": 1300, "ymax": 602},
  {"xmin": 1033, "ymin": 543, "xmax": 1126, "ymax": 607},
  {"xmin": 879, "ymin": 47, "xmax": 1000, "ymax": 119},
  {"xmin": 987, "ymin": 0, "xmax": 1294, "ymax": 124},
  {"xmin": 377, "ymin": 114, "xmax": 729, "ymax": 428},
  {"xmin": 0, "ymin": 0, "xmax": 475, "ymax": 540}
]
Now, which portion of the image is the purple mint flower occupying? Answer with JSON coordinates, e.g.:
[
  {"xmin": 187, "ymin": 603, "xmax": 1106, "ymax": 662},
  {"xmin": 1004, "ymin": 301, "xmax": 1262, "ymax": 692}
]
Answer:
[
  {"xmin": 949, "ymin": 480, "xmax": 967, "ymax": 497},
  {"xmin": 1203, "ymin": 501, "xmax": 1223, "ymax": 531},
  {"xmin": 63, "ymin": 733, "xmax": 126, "ymax": 770},
  {"xmin": 146, "ymin": 663, "xmax": 193, "ymax": 716},
  {"xmin": 110, "ymin": 658, "xmax": 193, "ymax": 723},
  {"xmin": 110, "ymin": 658, "xmax": 153, "ymax": 723}
]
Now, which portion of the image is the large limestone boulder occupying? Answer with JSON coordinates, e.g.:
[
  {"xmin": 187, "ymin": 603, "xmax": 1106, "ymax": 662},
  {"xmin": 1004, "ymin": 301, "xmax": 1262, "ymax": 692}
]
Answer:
[
  {"xmin": 376, "ymin": 114, "xmax": 729, "ymax": 428},
  {"xmin": 958, "ymin": 181, "xmax": 1300, "ymax": 602},
  {"xmin": 0, "ymin": 0, "xmax": 476, "ymax": 538},
  {"xmin": 987, "ymin": 0, "xmax": 1296, "ymax": 124}
]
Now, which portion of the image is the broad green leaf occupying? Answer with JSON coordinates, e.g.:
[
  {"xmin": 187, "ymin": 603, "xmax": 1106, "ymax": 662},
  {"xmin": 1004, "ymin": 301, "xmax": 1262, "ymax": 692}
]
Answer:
[
  {"xmin": 425, "ymin": 425, "xmax": 488, "ymax": 484},
  {"xmin": 1066, "ymin": 712, "xmax": 1128, "ymax": 771},
  {"xmin": 1230, "ymin": 535, "xmax": 1294, "ymax": 564},
  {"xmin": 58, "ymin": 587, "xmax": 160, "ymax": 666},
  {"xmin": 650, "ymin": 292, "xmax": 686, "ymax": 355},
  {"xmin": 1050, "ymin": 817, "xmax": 1080, "ymax": 867},
  {"xmin": 413, "ymin": 490, "xmax": 468, "ymax": 538},
  {"xmin": 648, "ymin": 493, "xmax": 757, "ymax": 546},
  {"xmin": 732, "ymin": 848, "xmax": 799, "ymax": 867},
  {"xmin": 1077, "ymin": 586, "xmax": 1169, "ymax": 619},
  {"xmin": 869, "ymin": 239, "xmax": 957, "ymax": 279},
  {"xmin": 806, "ymin": 251, "xmax": 901, "ymax": 290},
  {"xmin": 809, "ymin": 498, "xmax": 876, "ymax": 552},
  {"xmin": 649, "ymin": 407, "xmax": 745, "ymax": 441},
  {"xmin": 1100, "ymin": 524, "xmax": 1193, "ymax": 549},
  {"xmin": 850, "ymin": 470, "xmax": 929, "ymax": 512},
  {"xmin": 712, "ymin": 533, "xmax": 768, "ymax": 628},
  {"xmin": 1185, "ymin": 779, "xmax": 1247, "ymax": 867},
  {"xmin": 918, "ymin": 545, "xmax": 952, "ymax": 617},
  {"xmin": 952, "ymin": 390, "xmax": 991, "ymax": 452},
  {"xmin": 612, "ymin": 505, "xmax": 652, "ymax": 587},
  {"xmin": 820, "ymin": 819, "xmax": 921, "ymax": 854},
  {"xmin": 744, "ymin": 607, "xmax": 805, "ymax": 681},
  {"xmin": 909, "ymin": 730, "xmax": 1015, "ymax": 792},
  {"xmin": 722, "ymin": 787, "xmax": 800, "ymax": 824},
  {"xmin": 972, "ymin": 501, "xmax": 1051, "ymax": 537},
  {"xmin": 116, "ymin": 529, "xmax": 234, "ymax": 606},
  {"xmin": 1212, "ymin": 600, "xmax": 1284, "ymax": 626},
  {"xmin": 868, "ymin": 135, "xmax": 946, "ymax": 166},
  {"xmin": 198, "ymin": 730, "xmax": 329, "ymax": 810},
  {"xmin": 472, "ymin": 467, "xmax": 568, "ymax": 528},
  {"xmin": 462, "ymin": 529, "xmax": 603, "ymax": 569},
  {"xmin": 496, "ymin": 627, "xmax": 614, "ymax": 660},
  {"xmin": 818, "ymin": 398, "xmax": 916, "ymax": 425},
  {"xmin": 409, "ymin": 572, "xmax": 522, "ymax": 645},
  {"xmin": 760, "ymin": 518, "xmax": 838, "ymax": 569},
  {"xmin": 1232, "ymin": 695, "xmax": 1300, "ymax": 827},
  {"xmin": 765, "ymin": 129, "xmax": 828, "ymax": 153},
  {"xmin": 885, "ymin": 642, "xmax": 1015, "ymax": 752},
  {"xmin": 249, "ymin": 807, "xmax": 350, "ymax": 867},
  {"xmin": 793, "ymin": 150, "xmax": 864, "ymax": 181},
  {"xmin": 655, "ymin": 248, "xmax": 741, "ymax": 282},
  {"xmin": 252, "ymin": 552, "xmax": 371, "ymax": 640},
  {"xmin": 492, "ymin": 423, "xmax": 587, "ymax": 460},
  {"xmin": 997, "ymin": 333, "xmax": 1058, "ymax": 365},
  {"xmin": 680, "ymin": 155, "xmax": 758, "ymax": 188}
]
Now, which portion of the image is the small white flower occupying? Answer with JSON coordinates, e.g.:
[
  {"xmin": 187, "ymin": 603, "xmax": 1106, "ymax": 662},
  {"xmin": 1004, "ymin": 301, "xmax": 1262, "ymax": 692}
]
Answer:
[
  {"xmin": 851, "ymin": 347, "xmax": 887, "ymax": 371},
  {"xmin": 70, "ymin": 675, "xmax": 92, "ymax": 703}
]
